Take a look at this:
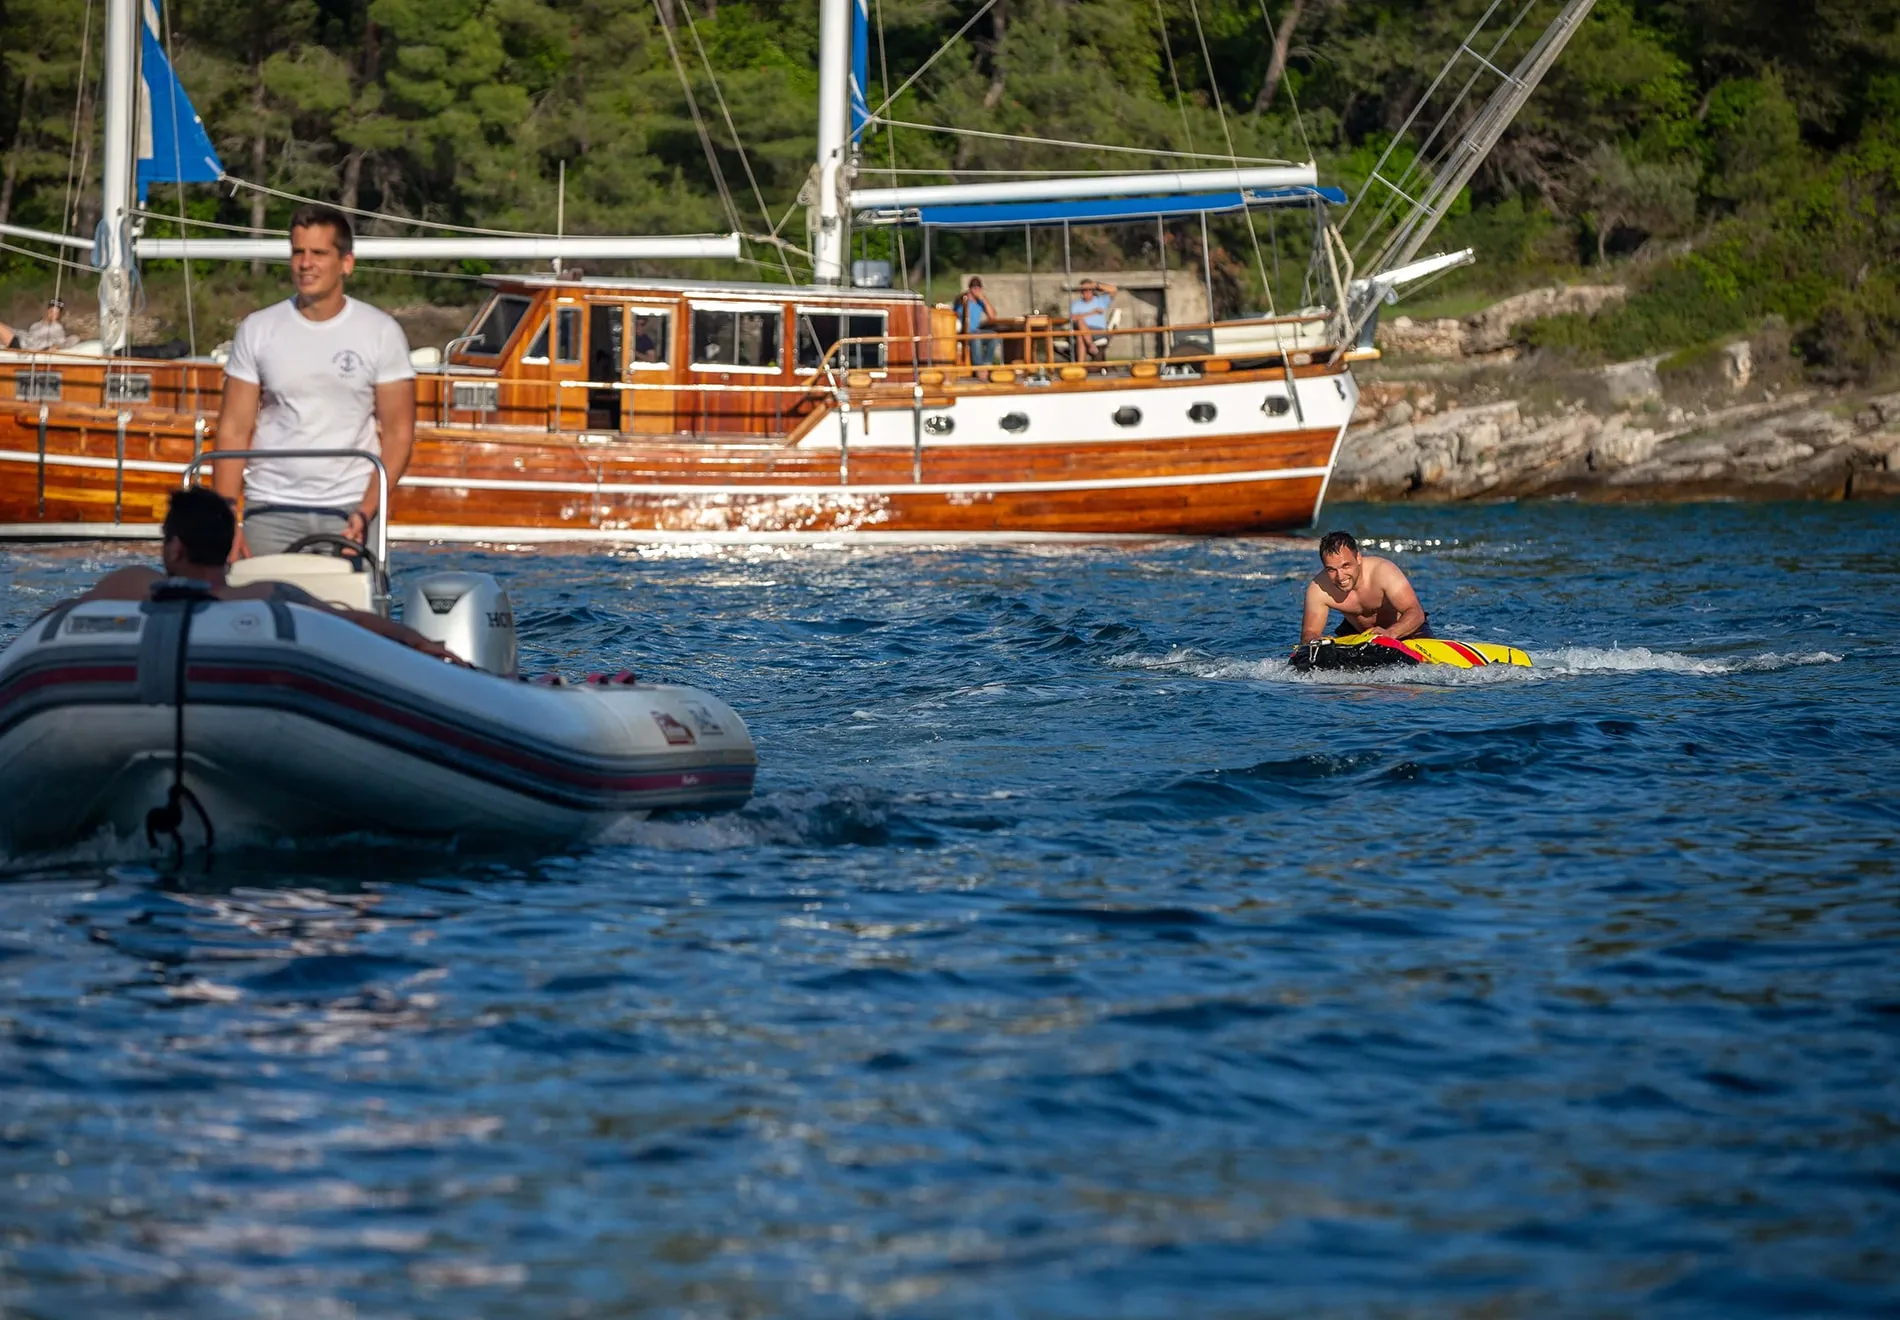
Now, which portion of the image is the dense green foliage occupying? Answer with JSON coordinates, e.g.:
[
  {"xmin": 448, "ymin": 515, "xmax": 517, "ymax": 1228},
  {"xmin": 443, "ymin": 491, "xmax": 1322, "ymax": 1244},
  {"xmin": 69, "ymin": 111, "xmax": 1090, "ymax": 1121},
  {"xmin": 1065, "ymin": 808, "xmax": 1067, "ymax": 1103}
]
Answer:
[{"xmin": 1, "ymin": 0, "xmax": 1896, "ymax": 374}]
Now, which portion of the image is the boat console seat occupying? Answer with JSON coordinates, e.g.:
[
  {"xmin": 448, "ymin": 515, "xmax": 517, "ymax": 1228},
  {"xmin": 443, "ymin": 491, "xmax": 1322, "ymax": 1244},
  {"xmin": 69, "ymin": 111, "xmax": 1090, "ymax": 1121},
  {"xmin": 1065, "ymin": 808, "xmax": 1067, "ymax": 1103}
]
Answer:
[{"xmin": 228, "ymin": 553, "xmax": 376, "ymax": 613}]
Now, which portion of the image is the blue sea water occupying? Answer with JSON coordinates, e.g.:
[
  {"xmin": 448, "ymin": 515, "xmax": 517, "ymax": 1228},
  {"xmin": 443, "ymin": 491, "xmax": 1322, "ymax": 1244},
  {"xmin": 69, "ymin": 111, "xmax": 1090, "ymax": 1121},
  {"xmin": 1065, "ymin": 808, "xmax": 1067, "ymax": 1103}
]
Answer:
[{"xmin": 0, "ymin": 501, "xmax": 1896, "ymax": 1318}]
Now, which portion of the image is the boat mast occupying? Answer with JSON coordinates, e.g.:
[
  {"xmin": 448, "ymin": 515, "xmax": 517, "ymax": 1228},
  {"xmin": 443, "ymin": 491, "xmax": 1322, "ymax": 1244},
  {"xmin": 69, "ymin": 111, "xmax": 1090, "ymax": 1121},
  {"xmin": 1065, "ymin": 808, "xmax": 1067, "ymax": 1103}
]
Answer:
[
  {"xmin": 97, "ymin": 0, "xmax": 139, "ymax": 353},
  {"xmin": 813, "ymin": 0, "xmax": 853, "ymax": 285}
]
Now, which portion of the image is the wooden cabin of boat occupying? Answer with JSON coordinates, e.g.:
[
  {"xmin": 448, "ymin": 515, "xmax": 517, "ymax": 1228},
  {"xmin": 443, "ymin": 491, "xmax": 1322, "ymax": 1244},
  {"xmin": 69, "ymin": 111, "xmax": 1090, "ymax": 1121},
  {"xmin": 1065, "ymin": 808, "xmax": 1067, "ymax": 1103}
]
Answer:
[
  {"xmin": 416, "ymin": 272, "xmax": 1347, "ymax": 440},
  {"xmin": 425, "ymin": 275, "xmax": 938, "ymax": 440}
]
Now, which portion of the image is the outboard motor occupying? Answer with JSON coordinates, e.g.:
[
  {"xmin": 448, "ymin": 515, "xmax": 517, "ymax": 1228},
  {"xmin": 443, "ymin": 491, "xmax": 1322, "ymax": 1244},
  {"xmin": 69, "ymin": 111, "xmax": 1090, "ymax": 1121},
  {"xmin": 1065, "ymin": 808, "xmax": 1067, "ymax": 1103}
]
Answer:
[{"xmin": 397, "ymin": 572, "xmax": 518, "ymax": 675}]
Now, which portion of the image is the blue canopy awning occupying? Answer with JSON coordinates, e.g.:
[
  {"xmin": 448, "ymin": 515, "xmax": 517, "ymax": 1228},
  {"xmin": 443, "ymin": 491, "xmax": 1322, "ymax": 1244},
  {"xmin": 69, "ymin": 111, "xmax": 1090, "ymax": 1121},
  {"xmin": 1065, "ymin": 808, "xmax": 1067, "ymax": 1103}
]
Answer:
[{"xmin": 858, "ymin": 186, "xmax": 1348, "ymax": 229}]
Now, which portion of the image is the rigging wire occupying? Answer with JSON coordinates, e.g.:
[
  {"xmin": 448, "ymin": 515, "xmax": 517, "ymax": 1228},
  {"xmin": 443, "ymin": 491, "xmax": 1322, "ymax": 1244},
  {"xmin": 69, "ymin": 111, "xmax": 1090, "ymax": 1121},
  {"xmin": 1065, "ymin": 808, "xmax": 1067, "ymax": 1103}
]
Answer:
[
  {"xmin": 869, "ymin": 119, "xmax": 1291, "ymax": 166},
  {"xmin": 677, "ymin": 0, "xmax": 797, "ymax": 281},
  {"xmin": 1338, "ymin": 0, "xmax": 1530, "ymax": 265},
  {"xmin": 0, "ymin": 238, "xmax": 97, "ymax": 273},
  {"xmin": 854, "ymin": 166, "xmax": 1234, "ymax": 177},
  {"xmin": 1252, "ymin": 0, "xmax": 1308, "ymax": 311},
  {"xmin": 858, "ymin": 0, "xmax": 1281, "ymax": 174},
  {"xmin": 221, "ymin": 175, "xmax": 662, "ymax": 240},
  {"xmin": 131, "ymin": 208, "xmax": 285, "ymax": 234},
  {"xmin": 160, "ymin": 0, "xmax": 198, "ymax": 355},
  {"xmin": 1152, "ymin": 0, "xmax": 1198, "ymax": 156},
  {"xmin": 761, "ymin": 191, "xmax": 808, "ymax": 255},
  {"xmin": 872, "ymin": 0, "xmax": 907, "ymax": 289},
  {"xmin": 53, "ymin": 0, "xmax": 98, "ymax": 306},
  {"xmin": 860, "ymin": 0, "xmax": 1001, "ymax": 126},
  {"xmin": 649, "ymin": 0, "xmax": 747, "ymax": 249},
  {"xmin": 1254, "ymin": 0, "xmax": 1315, "ymax": 164},
  {"xmin": 1184, "ymin": 0, "xmax": 1275, "ymax": 313}
]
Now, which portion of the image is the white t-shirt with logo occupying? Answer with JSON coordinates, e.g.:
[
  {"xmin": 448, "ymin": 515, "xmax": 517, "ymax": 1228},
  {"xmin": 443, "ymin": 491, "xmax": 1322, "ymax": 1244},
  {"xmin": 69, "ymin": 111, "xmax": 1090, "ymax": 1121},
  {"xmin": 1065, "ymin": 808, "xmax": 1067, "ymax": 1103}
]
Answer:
[{"xmin": 225, "ymin": 297, "xmax": 414, "ymax": 507}]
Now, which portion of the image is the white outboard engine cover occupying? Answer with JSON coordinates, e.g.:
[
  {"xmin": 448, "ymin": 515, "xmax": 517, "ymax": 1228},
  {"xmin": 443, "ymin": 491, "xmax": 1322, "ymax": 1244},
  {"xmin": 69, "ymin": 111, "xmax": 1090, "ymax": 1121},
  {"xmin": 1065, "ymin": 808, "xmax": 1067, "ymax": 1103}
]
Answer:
[{"xmin": 398, "ymin": 572, "xmax": 518, "ymax": 674}]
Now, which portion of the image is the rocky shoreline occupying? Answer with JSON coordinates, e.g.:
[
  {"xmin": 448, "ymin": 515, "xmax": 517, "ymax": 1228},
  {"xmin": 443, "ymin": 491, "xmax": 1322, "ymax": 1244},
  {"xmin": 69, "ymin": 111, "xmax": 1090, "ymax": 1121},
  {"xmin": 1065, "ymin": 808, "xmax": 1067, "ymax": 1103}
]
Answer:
[{"xmin": 1334, "ymin": 289, "xmax": 1900, "ymax": 503}]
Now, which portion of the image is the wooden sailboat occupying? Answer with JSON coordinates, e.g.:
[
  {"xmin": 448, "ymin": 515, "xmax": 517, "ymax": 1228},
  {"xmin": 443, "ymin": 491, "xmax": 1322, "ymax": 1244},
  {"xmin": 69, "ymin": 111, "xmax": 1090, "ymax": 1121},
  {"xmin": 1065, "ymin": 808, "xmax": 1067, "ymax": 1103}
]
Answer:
[{"xmin": 0, "ymin": 0, "xmax": 1596, "ymax": 543}]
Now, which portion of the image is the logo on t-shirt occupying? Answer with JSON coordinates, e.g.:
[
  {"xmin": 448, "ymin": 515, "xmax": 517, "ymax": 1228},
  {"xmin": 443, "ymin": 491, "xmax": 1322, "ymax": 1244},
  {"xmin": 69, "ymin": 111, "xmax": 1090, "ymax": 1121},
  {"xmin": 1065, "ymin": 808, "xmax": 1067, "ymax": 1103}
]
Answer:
[{"xmin": 332, "ymin": 349, "xmax": 366, "ymax": 378}]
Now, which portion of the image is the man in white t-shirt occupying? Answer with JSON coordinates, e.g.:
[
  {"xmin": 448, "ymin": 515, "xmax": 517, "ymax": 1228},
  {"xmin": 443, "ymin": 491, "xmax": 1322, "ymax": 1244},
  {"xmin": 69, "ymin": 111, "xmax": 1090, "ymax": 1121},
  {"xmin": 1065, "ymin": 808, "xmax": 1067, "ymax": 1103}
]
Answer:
[{"xmin": 212, "ymin": 203, "xmax": 416, "ymax": 560}]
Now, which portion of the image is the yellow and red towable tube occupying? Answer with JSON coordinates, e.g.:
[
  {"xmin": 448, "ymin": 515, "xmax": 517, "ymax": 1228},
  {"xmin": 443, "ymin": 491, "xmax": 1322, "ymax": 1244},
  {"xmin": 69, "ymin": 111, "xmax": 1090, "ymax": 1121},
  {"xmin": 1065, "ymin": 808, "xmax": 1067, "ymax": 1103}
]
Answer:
[{"xmin": 1290, "ymin": 632, "xmax": 1532, "ymax": 673}]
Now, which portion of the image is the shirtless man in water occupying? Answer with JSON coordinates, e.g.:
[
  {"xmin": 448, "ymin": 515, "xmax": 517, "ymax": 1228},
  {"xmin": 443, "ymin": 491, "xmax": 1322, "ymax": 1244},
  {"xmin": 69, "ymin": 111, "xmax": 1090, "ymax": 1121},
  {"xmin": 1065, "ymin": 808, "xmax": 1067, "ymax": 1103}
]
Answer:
[{"xmin": 1300, "ymin": 530, "xmax": 1430, "ymax": 643}]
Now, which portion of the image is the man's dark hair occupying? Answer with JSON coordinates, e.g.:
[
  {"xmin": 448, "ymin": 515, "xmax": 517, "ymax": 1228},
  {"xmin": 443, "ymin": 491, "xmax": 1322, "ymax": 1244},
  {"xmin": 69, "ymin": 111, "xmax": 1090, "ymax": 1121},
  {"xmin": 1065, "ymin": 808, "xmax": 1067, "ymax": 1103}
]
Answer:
[
  {"xmin": 288, "ymin": 202, "xmax": 354, "ymax": 256},
  {"xmin": 1318, "ymin": 530, "xmax": 1359, "ymax": 560},
  {"xmin": 163, "ymin": 488, "xmax": 236, "ymax": 566}
]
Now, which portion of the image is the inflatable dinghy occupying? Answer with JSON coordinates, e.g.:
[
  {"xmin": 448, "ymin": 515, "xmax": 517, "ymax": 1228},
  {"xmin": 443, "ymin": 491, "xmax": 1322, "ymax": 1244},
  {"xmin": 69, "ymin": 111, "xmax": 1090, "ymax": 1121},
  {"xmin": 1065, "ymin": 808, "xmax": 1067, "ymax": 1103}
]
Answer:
[
  {"xmin": 1291, "ymin": 631, "xmax": 1532, "ymax": 673},
  {"xmin": 0, "ymin": 584, "xmax": 755, "ymax": 856}
]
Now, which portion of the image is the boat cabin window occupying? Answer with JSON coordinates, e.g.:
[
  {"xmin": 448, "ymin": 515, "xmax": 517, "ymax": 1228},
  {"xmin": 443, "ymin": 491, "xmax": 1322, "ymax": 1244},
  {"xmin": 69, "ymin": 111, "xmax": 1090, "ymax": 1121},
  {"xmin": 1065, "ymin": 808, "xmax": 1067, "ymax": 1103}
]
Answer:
[
  {"xmin": 797, "ymin": 310, "xmax": 888, "ymax": 372},
  {"xmin": 691, "ymin": 306, "xmax": 781, "ymax": 371},
  {"xmin": 522, "ymin": 315, "xmax": 551, "ymax": 363},
  {"xmin": 464, "ymin": 293, "xmax": 532, "ymax": 355},
  {"xmin": 631, "ymin": 310, "xmax": 671, "ymax": 370},
  {"xmin": 555, "ymin": 307, "xmax": 582, "ymax": 365}
]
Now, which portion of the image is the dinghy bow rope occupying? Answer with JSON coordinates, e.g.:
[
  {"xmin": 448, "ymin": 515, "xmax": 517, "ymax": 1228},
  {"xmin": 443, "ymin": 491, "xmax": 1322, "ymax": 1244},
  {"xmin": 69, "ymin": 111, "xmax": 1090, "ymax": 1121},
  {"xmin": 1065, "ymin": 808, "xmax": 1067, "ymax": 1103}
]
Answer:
[{"xmin": 144, "ymin": 577, "xmax": 216, "ymax": 864}]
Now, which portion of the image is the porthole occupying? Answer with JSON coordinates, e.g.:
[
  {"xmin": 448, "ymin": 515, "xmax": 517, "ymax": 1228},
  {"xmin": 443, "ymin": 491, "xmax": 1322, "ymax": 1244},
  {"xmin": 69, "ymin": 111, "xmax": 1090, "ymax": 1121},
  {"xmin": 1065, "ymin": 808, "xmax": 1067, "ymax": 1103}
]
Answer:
[
  {"xmin": 1261, "ymin": 395, "xmax": 1292, "ymax": 417},
  {"xmin": 923, "ymin": 414, "xmax": 955, "ymax": 436},
  {"xmin": 1187, "ymin": 402, "xmax": 1217, "ymax": 424},
  {"xmin": 999, "ymin": 411, "xmax": 1030, "ymax": 434},
  {"xmin": 1112, "ymin": 406, "xmax": 1142, "ymax": 427}
]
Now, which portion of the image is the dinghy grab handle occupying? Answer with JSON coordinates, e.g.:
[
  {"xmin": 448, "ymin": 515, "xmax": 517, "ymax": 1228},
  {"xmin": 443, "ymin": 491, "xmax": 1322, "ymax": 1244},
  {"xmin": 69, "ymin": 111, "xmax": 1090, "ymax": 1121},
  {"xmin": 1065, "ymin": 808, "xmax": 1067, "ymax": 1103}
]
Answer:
[{"xmin": 182, "ymin": 450, "xmax": 391, "ymax": 573}]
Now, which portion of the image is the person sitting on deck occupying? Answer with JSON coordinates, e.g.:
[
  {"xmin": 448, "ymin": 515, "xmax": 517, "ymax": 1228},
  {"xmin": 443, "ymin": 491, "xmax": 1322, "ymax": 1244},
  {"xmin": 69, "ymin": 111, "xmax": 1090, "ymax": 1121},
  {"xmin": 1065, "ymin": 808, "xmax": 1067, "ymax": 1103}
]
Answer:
[
  {"xmin": 1068, "ymin": 278, "xmax": 1118, "ymax": 362},
  {"xmin": 1300, "ymin": 530, "xmax": 1431, "ymax": 642},
  {"xmin": 1, "ymin": 298, "xmax": 77, "ymax": 352},
  {"xmin": 73, "ymin": 488, "xmax": 461, "ymax": 662},
  {"xmin": 953, "ymin": 277, "xmax": 998, "ymax": 366}
]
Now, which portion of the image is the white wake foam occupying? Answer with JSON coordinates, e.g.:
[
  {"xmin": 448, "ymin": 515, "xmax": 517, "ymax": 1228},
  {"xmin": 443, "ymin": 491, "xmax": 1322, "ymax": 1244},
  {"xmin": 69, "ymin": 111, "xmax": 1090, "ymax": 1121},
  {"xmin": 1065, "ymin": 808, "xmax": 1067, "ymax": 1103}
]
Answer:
[
  {"xmin": 1109, "ymin": 645, "xmax": 1844, "ymax": 686},
  {"xmin": 1530, "ymin": 646, "xmax": 1843, "ymax": 676}
]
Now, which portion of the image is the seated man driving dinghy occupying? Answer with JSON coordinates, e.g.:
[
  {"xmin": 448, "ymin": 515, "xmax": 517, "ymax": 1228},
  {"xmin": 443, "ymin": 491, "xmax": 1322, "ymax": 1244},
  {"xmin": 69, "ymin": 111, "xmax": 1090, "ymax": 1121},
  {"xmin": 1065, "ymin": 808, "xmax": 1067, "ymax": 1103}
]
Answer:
[
  {"xmin": 73, "ymin": 488, "xmax": 462, "ymax": 662},
  {"xmin": 1300, "ymin": 531, "xmax": 1431, "ymax": 643}
]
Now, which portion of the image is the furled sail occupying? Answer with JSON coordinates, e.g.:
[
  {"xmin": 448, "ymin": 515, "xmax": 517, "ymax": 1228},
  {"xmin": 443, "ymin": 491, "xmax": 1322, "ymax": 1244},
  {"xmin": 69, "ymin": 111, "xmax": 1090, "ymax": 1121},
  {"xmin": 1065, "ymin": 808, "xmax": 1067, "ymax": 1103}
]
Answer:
[{"xmin": 135, "ymin": 0, "xmax": 223, "ymax": 200}]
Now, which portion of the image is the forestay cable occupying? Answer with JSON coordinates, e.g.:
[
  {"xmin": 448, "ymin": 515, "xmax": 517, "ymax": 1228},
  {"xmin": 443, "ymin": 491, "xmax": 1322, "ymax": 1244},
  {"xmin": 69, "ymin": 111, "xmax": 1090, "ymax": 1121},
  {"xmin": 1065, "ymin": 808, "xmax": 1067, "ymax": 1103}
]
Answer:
[
  {"xmin": 651, "ymin": 0, "xmax": 747, "ymax": 243},
  {"xmin": 1184, "ymin": 0, "xmax": 1275, "ymax": 312},
  {"xmin": 53, "ymin": 0, "xmax": 97, "ymax": 308},
  {"xmin": 678, "ymin": 0, "xmax": 797, "ymax": 280}
]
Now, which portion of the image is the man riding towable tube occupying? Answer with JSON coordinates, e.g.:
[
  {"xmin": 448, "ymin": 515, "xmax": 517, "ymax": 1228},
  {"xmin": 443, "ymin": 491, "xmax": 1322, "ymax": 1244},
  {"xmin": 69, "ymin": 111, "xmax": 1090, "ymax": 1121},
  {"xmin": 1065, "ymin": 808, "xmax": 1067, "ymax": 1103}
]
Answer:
[{"xmin": 1300, "ymin": 531, "xmax": 1430, "ymax": 643}]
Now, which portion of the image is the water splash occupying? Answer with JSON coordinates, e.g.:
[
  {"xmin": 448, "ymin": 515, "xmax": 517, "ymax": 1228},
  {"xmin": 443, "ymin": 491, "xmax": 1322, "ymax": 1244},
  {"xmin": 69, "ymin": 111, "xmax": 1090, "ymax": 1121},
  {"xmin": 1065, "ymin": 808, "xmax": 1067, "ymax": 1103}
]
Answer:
[
  {"xmin": 1531, "ymin": 646, "xmax": 1843, "ymax": 675},
  {"xmin": 1110, "ymin": 645, "xmax": 1844, "ymax": 686}
]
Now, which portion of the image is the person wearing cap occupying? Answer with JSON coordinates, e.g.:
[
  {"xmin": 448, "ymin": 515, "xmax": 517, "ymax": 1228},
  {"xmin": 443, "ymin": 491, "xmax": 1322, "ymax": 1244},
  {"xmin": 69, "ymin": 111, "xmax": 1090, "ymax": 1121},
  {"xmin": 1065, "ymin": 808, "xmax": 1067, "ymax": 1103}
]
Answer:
[
  {"xmin": 953, "ymin": 276, "xmax": 999, "ymax": 366},
  {"xmin": 212, "ymin": 202, "xmax": 416, "ymax": 561},
  {"xmin": 11, "ymin": 299, "xmax": 76, "ymax": 352},
  {"xmin": 1069, "ymin": 278, "xmax": 1118, "ymax": 362}
]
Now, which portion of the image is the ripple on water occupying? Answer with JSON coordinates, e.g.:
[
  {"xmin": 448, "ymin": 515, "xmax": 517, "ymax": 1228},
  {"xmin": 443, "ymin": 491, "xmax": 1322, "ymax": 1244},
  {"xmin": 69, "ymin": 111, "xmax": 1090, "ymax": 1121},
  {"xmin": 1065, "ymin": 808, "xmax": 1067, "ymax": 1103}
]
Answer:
[{"xmin": 0, "ymin": 502, "xmax": 1897, "ymax": 1316}]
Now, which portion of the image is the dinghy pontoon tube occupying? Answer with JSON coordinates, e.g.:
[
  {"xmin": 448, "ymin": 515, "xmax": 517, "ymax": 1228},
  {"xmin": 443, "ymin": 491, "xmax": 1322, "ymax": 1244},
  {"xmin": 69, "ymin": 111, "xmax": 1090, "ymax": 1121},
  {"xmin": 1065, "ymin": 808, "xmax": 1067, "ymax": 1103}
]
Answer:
[
  {"xmin": 0, "ymin": 592, "xmax": 756, "ymax": 854},
  {"xmin": 0, "ymin": 450, "xmax": 755, "ymax": 855}
]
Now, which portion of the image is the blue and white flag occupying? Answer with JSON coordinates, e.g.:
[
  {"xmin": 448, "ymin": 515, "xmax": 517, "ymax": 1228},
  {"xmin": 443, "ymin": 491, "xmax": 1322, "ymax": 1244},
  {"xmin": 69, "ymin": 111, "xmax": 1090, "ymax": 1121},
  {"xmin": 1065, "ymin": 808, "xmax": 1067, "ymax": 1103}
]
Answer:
[{"xmin": 136, "ymin": 0, "xmax": 224, "ymax": 201}]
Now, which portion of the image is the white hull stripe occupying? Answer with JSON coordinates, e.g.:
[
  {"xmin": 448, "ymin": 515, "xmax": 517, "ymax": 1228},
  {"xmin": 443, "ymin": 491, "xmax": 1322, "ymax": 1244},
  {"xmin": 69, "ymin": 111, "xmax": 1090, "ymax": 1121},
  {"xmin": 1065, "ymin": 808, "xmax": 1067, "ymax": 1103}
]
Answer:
[
  {"xmin": 0, "ymin": 450, "xmax": 186, "ymax": 476},
  {"xmin": 0, "ymin": 447, "xmax": 1328, "ymax": 497},
  {"xmin": 0, "ymin": 522, "xmax": 1315, "ymax": 546}
]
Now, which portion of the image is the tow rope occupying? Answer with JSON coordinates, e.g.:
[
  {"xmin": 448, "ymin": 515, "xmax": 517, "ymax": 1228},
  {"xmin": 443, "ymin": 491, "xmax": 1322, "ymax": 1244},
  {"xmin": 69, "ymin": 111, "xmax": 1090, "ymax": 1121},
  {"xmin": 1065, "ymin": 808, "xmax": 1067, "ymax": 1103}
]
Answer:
[{"xmin": 145, "ymin": 579, "xmax": 216, "ymax": 865}]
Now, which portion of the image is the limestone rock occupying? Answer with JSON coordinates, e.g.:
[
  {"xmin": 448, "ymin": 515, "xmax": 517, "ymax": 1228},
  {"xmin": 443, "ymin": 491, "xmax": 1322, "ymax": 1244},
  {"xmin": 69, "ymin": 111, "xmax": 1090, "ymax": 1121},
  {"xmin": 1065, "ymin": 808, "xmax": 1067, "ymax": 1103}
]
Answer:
[
  {"xmin": 1601, "ymin": 357, "xmax": 1663, "ymax": 405},
  {"xmin": 1462, "ymin": 284, "xmax": 1627, "ymax": 354}
]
